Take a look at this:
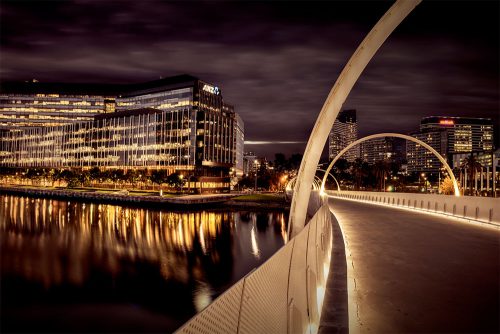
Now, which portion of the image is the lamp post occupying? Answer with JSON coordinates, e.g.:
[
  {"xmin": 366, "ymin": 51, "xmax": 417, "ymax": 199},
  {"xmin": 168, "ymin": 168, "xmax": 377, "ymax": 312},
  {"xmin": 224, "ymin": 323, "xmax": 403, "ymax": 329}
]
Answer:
[
  {"xmin": 281, "ymin": 174, "xmax": 288, "ymax": 193},
  {"xmin": 438, "ymin": 169, "xmax": 441, "ymax": 194},
  {"xmin": 421, "ymin": 172, "xmax": 426, "ymax": 192},
  {"xmin": 254, "ymin": 159, "xmax": 258, "ymax": 192},
  {"xmin": 179, "ymin": 174, "xmax": 184, "ymax": 193}
]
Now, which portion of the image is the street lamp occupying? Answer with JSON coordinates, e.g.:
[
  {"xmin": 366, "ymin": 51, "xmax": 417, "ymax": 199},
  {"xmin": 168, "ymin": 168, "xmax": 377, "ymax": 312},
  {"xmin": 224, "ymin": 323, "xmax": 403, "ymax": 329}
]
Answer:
[
  {"xmin": 179, "ymin": 174, "xmax": 184, "ymax": 193},
  {"xmin": 254, "ymin": 159, "xmax": 258, "ymax": 192},
  {"xmin": 281, "ymin": 174, "xmax": 288, "ymax": 192},
  {"xmin": 421, "ymin": 172, "xmax": 426, "ymax": 193}
]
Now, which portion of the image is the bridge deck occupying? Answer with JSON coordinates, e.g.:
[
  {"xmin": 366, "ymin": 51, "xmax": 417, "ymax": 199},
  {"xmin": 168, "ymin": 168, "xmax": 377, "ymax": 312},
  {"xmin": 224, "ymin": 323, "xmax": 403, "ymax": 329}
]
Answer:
[{"xmin": 321, "ymin": 197, "xmax": 499, "ymax": 333}]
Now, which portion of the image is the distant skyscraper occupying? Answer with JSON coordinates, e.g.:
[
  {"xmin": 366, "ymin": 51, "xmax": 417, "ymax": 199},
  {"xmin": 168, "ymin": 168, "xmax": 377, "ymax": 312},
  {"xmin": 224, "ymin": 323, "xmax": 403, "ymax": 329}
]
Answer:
[
  {"xmin": 234, "ymin": 113, "xmax": 245, "ymax": 177},
  {"xmin": 243, "ymin": 152, "xmax": 257, "ymax": 175},
  {"xmin": 328, "ymin": 109, "xmax": 359, "ymax": 162}
]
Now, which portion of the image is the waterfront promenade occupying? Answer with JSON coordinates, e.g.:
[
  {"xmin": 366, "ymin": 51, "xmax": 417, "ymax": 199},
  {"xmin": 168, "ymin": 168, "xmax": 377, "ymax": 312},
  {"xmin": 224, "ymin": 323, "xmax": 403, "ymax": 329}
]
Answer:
[
  {"xmin": 0, "ymin": 185, "xmax": 290, "ymax": 210},
  {"xmin": 322, "ymin": 196, "xmax": 499, "ymax": 333}
]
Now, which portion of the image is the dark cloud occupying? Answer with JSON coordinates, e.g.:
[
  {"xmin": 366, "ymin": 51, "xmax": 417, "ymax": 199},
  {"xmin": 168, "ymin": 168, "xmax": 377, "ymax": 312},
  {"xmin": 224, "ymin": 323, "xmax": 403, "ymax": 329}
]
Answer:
[{"xmin": 1, "ymin": 0, "xmax": 498, "ymax": 159}]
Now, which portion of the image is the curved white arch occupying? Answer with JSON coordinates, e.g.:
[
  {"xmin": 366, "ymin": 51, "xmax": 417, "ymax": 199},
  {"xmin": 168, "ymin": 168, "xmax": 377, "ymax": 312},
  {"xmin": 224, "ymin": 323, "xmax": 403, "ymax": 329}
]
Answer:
[
  {"xmin": 320, "ymin": 133, "xmax": 460, "ymax": 197},
  {"xmin": 289, "ymin": 0, "xmax": 422, "ymax": 238},
  {"xmin": 286, "ymin": 175, "xmax": 323, "ymax": 192},
  {"xmin": 316, "ymin": 168, "xmax": 341, "ymax": 192}
]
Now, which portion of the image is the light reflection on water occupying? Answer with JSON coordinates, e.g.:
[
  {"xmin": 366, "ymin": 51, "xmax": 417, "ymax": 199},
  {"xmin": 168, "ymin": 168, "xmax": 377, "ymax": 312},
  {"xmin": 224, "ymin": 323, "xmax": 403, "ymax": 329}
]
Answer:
[{"xmin": 0, "ymin": 194, "xmax": 288, "ymax": 333}]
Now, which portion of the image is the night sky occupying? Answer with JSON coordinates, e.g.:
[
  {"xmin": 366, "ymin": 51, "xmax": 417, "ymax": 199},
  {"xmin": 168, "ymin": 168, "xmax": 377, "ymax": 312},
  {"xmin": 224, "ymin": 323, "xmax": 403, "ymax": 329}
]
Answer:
[{"xmin": 1, "ymin": 1, "xmax": 498, "ymax": 159}]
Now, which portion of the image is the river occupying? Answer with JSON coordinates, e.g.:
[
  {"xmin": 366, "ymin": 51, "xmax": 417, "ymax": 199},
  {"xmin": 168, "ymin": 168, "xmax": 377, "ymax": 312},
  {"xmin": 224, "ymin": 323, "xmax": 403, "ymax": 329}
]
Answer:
[{"xmin": 0, "ymin": 194, "xmax": 288, "ymax": 333}]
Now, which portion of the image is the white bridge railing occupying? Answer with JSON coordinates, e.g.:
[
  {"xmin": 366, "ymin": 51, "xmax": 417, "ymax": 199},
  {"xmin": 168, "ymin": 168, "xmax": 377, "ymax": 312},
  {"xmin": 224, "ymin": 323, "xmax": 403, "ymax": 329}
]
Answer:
[
  {"xmin": 175, "ymin": 204, "xmax": 333, "ymax": 334},
  {"xmin": 327, "ymin": 190, "xmax": 500, "ymax": 227}
]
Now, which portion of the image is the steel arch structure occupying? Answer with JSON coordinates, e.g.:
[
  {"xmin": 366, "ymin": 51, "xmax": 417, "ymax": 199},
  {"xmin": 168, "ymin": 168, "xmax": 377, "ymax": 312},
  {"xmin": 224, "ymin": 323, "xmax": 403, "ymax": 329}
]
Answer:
[
  {"xmin": 316, "ymin": 168, "xmax": 341, "ymax": 192},
  {"xmin": 320, "ymin": 133, "xmax": 460, "ymax": 197},
  {"xmin": 289, "ymin": 0, "xmax": 422, "ymax": 238},
  {"xmin": 286, "ymin": 175, "xmax": 323, "ymax": 192}
]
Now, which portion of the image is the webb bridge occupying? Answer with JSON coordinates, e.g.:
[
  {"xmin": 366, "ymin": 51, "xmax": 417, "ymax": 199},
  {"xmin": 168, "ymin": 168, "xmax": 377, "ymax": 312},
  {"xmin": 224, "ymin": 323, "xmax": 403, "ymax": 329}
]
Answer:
[{"xmin": 175, "ymin": 0, "xmax": 500, "ymax": 333}]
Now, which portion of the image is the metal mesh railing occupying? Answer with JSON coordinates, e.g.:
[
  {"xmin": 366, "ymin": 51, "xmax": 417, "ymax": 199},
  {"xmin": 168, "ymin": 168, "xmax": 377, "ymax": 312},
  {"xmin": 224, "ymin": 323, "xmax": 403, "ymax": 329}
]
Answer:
[
  {"xmin": 175, "ymin": 204, "xmax": 333, "ymax": 334},
  {"xmin": 328, "ymin": 190, "xmax": 500, "ymax": 226}
]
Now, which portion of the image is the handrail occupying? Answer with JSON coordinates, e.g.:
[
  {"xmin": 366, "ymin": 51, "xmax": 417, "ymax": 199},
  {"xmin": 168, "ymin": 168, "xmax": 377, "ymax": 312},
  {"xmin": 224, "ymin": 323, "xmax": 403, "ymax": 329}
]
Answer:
[{"xmin": 327, "ymin": 190, "xmax": 500, "ymax": 227}]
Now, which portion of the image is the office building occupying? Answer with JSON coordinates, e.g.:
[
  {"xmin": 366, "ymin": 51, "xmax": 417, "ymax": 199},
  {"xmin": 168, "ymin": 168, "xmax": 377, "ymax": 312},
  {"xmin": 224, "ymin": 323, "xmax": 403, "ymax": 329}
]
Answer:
[
  {"xmin": 406, "ymin": 130, "xmax": 448, "ymax": 173},
  {"xmin": 360, "ymin": 137, "xmax": 406, "ymax": 165},
  {"xmin": 234, "ymin": 113, "xmax": 245, "ymax": 177},
  {"xmin": 420, "ymin": 116, "xmax": 493, "ymax": 154},
  {"xmin": 407, "ymin": 116, "xmax": 494, "ymax": 173},
  {"xmin": 0, "ymin": 75, "xmax": 243, "ymax": 193},
  {"xmin": 328, "ymin": 109, "xmax": 359, "ymax": 162},
  {"xmin": 243, "ymin": 152, "xmax": 257, "ymax": 175}
]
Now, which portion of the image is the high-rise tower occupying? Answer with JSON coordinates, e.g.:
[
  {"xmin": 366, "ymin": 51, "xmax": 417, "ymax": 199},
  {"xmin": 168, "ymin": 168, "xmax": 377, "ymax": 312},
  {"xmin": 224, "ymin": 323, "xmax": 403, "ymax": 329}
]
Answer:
[{"xmin": 328, "ymin": 109, "xmax": 359, "ymax": 162}]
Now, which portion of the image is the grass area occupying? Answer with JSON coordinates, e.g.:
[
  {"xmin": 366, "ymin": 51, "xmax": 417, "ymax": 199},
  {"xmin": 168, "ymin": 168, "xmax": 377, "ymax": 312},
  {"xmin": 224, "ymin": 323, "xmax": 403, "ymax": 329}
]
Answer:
[
  {"xmin": 232, "ymin": 193, "xmax": 285, "ymax": 202},
  {"xmin": 62, "ymin": 186, "xmax": 159, "ymax": 193},
  {"xmin": 15, "ymin": 185, "xmax": 55, "ymax": 189}
]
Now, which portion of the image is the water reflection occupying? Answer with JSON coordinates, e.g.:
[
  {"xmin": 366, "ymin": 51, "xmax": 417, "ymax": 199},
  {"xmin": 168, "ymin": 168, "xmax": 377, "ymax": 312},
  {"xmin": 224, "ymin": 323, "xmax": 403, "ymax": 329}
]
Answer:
[{"xmin": 0, "ymin": 195, "xmax": 288, "ymax": 333}]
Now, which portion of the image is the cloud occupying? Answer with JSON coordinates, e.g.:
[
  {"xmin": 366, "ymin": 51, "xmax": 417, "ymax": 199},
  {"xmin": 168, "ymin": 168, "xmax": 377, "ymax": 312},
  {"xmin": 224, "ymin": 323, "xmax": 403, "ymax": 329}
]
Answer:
[{"xmin": 0, "ymin": 1, "xmax": 498, "ymax": 159}]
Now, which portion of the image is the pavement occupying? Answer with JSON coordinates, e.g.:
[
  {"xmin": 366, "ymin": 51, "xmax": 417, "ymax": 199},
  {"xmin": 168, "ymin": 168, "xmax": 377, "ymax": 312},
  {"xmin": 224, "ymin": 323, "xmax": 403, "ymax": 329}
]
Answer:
[{"xmin": 323, "ymin": 197, "xmax": 500, "ymax": 333}]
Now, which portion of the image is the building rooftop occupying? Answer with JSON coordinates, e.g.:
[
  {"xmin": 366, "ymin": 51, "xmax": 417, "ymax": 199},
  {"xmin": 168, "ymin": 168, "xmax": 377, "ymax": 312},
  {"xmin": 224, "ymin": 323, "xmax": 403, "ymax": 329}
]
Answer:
[
  {"xmin": 0, "ymin": 74, "xmax": 199, "ymax": 97},
  {"xmin": 421, "ymin": 116, "xmax": 493, "ymax": 125}
]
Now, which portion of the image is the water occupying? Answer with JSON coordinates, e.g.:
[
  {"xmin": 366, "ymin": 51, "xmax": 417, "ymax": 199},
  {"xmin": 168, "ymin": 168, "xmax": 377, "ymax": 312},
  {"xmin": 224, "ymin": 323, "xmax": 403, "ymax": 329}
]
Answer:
[{"xmin": 0, "ymin": 194, "xmax": 288, "ymax": 333}]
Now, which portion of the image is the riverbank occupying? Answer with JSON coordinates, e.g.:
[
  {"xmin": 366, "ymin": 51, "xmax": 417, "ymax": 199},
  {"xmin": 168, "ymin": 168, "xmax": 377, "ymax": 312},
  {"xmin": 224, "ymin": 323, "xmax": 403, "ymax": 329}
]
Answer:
[{"xmin": 0, "ymin": 185, "xmax": 290, "ymax": 210}]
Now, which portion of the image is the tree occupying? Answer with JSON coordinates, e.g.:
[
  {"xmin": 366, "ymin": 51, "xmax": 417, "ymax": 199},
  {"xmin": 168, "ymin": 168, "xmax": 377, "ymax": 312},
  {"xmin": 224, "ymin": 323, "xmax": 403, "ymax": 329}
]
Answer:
[
  {"xmin": 108, "ymin": 169, "xmax": 124, "ymax": 189},
  {"xmin": 77, "ymin": 170, "xmax": 90, "ymax": 187},
  {"xmin": 333, "ymin": 158, "xmax": 350, "ymax": 183},
  {"xmin": 60, "ymin": 169, "xmax": 78, "ymax": 188},
  {"xmin": 288, "ymin": 153, "xmax": 303, "ymax": 171},
  {"xmin": 439, "ymin": 176, "xmax": 456, "ymax": 195},
  {"xmin": 51, "ymin": 169, "xmax": 64, "ymax": 187},
  {"xmin": 351, "ymin": 158, "xmax": 368, "ymax": 190},
  {"xmin": 373, "ymin": 160, "xmax": 390, "ymax": 191},
  {"xmin": 89, "ymin": 167, "xmax": 102, "ymax": 184},
  {"xmin": 166, "ymin": 173, "xmax": 185, "ymax": 190},
  {"xmin": 460, "ymin": 154, "xmax": 482, "ymax": 196},
  {"xmin": 125, "ymin": 169, "xmax": 139, "ymax": 187},
  {"xmin": 150, "ymin": 170, "xmax": 167, "ymax": 189},
  {"xmin": 274, "ymin": 153, "xmax": 287, "ymax": 172}
]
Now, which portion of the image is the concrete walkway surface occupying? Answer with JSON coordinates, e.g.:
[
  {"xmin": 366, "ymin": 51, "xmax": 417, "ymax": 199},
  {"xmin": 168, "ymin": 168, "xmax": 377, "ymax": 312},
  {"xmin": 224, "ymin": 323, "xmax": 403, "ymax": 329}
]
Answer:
[{"xmin": 320, "ymin": 197, "xmax": 499, "ymax": 333}]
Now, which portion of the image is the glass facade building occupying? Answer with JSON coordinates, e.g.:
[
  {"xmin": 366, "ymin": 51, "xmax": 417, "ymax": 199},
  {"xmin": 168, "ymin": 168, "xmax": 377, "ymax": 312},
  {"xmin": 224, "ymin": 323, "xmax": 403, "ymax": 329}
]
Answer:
[
  {"xmin": 0, "ymin": 75, "xmax": 243, "ymax": 192},
  {"xmin": 406, "ymin": 116, "xmax": 494, "ymax": 173},
  {"xmin": 406, "ymin": 130, "xmax": 448, "ymax": 173},
  {"xmin": 420, "ymin": 116, "xmax": 494, "ymax": 154},
  {"xmin": 360, "ymin": 137, "xmax": 406, "ymax": 165},
  {"xmin": 328, "ymin": 109, "xmax": 359, "ymax": 162},
  {"xmin": 234, "ymin": 113, "xmax": 245, "ymax": 176}
]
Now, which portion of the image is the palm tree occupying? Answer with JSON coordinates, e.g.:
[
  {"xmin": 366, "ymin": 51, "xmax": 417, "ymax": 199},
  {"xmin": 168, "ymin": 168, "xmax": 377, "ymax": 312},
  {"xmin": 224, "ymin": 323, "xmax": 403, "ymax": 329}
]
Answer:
[
  {"xmin": 373, "ymin": 160, "xmax": 390, "ymax": 191},
  {"xmin": 460, "ymin": 154, "xmax": 482, "ymax": 196},
  {"xmin": 334, "ymin": 158, "xmax": 350, "ymax": 181},
  {"xmin": 351, "ymin": 158, "xmax": 368, "ymax": 190}
]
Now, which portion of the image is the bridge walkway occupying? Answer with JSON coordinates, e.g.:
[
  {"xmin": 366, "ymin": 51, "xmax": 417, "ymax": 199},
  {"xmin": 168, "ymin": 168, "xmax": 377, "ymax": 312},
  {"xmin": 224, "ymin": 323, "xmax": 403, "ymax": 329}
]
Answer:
[{"xmin": 320, "ymin": 196, "xmax": 499, "ymax": 333}]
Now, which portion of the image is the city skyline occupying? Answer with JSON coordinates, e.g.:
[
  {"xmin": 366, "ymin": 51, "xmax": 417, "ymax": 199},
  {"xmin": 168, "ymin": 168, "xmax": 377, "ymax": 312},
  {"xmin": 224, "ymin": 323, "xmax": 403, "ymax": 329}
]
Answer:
[{"xmin": 1, "ymin": 1, "xmax": 498, "ymax": 158}]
